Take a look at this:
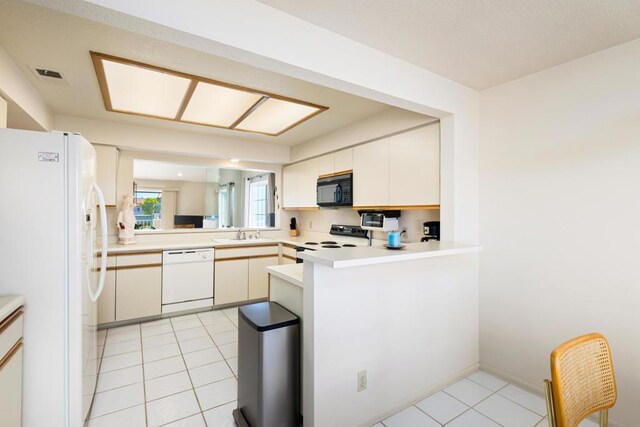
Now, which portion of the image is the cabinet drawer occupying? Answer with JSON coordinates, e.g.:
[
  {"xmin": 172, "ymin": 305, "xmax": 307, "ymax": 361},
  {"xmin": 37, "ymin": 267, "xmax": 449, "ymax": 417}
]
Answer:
[
  {"xmin": 215, "ymin": 245, "xmax": 278, "ymax": 260},
  {"xmin": 0, "ymin": 344, "xmax": 22, "ymax": 427},
  {"xmin": 116, "ymin": 252, "xmax": 162, "ymax": 267},
  {"xmin": 0, "ymin": 309, "xmax": 23, "ymax": 360},
  {"xmin": 281, "ymin": 245, "xmax": 297, "ymax": 259}
]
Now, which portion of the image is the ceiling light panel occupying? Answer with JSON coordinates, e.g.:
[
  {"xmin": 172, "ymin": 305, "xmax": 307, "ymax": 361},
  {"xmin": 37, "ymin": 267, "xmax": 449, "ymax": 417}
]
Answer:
[
  {"xmin": 101, "ymin": 59, "xmax": 191, "ymax": 119},
  {"xmin": 181, "ymin": 82, "xmax": 263, "ymax": 127},
  {"xmin": 235, "ymin": 98, "xmax": 321, "ymax": 135}
]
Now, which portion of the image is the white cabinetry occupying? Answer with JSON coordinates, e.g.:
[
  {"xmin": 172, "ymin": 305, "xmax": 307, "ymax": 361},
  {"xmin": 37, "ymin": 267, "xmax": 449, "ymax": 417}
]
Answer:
[
  {"xmin": 318, "ymin": 148, "xmax": 353, "ymax": 177},
  {"xmin": 334, "ymin": 148, "xmax": 353, "ymax": 173},
  {"xmin": 389, "ymin": 125, "xmax": 440, "ymax": 206},
  {"xmin": 215, "ymin": 259, "xmax": 249, "ymax": 305},
  {"xmin": 352, "ymin": 124, "xmax": 440, "ymax": 208},
  {"xmin": 249, "ymin": 256, "xmax": 279, "ymax": 299},
  {"xmin": 214, "ymin": 245, "xmax": 279, "ymax": 305},
  {"xmin": 282, "ymin": 158, "xmax": 318, "ymax": 208},
  {"xmin": 97, "ymin": 255, "xmax": 116, "ymax": 324},
  {"xmin": 115, "ymin": 252, "xmax": 162, "ymax": 322},
  {"xmin": 353, "ymin": 138, "xmax": 390, "ymax": 207},
  {"xmin": 0, "ymin": 307, "xmax": 23, "ymax": 427},
  {"xmin": 94, "ymin": 144, "xmax": 118, "ymax": 207}
]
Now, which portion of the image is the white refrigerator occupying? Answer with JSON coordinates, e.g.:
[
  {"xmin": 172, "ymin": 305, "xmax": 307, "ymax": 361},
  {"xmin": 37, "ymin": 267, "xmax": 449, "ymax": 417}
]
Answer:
[{"xmin": 0, "ymin": 128, "xmax": 108, "ymax": 427}]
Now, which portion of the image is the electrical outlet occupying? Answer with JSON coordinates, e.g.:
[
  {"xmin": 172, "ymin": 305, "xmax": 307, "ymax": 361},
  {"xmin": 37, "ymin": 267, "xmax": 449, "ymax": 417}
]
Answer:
[{"xmin": 357, "ymin": 370, "xmax": 367, "ymax": 392}]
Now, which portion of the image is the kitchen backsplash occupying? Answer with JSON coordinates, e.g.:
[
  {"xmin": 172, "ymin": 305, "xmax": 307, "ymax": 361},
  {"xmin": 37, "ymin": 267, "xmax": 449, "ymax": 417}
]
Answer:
[{"xmin": 296, "ymin": 208, "xmax": 439, "ymax": 242}]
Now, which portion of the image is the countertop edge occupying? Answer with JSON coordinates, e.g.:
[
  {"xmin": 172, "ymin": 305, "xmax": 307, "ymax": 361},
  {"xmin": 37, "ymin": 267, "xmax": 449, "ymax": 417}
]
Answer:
[
  {"xmin": 266, "ymin": 265, "xmax": 303, "ymax": 287},
  {"xmin": 299, "ymin": 245, "xmax": 482, "ymax": 268},
  {"xmin": 0, "ymin": 295, "xmax": 25, "ymax": 323}
]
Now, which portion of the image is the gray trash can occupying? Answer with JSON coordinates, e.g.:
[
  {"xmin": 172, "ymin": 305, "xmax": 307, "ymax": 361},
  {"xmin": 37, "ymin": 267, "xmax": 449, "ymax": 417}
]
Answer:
[{"xmin": 232, "ymin": 301, "xmax": 300, "ymax": 427}]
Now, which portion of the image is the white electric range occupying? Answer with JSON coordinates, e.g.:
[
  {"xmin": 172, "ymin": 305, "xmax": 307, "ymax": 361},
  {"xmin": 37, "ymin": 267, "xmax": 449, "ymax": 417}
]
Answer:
[{"xmin": 293, "ymin": 224, "xmax": 370, "ymax": 262}]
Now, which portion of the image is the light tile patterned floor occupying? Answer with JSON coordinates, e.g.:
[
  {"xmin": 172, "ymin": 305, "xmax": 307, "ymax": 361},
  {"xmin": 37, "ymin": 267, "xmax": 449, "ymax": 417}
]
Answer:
[
  {"xmin": 92, "ymin": 309, "xmax": 601, "ymax": 427},
  {"xmin": 373, "ymin": 370, "xmax": 600, "ymax": 427},
  {"xmin": 89, "ymin": 308, "xmax": 240, "ymax": 427}
]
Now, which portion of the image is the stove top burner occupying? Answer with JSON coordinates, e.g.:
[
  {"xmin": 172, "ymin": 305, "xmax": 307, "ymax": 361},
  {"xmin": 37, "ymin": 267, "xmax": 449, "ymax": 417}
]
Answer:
[
  {"xmin": 305, "ymin": 242, "xmax": 319, "ymax": 245},
  {"xmin": 321, "ymin": 241, "xmax": 337, "ymax": 245},
  {"xmin": 322, "ymin": 245, "xmax": 341, "ymax": 248},
  {"xmin": 342, "ymin": 244, "xmax": 357, "ymax": 247}
]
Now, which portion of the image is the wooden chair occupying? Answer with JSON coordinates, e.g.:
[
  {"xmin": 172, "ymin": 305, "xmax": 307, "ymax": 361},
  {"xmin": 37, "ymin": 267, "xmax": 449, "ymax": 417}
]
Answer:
[{"xmin": 544, "ymin": 333, "xmax": 617, "ymax": 427}]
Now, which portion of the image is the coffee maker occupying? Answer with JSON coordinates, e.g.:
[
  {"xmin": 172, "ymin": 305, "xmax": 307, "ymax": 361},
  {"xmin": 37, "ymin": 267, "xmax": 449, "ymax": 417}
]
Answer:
[{"xmin": 421, "ymin": 221, "xmax": 440, "ymax": 242}]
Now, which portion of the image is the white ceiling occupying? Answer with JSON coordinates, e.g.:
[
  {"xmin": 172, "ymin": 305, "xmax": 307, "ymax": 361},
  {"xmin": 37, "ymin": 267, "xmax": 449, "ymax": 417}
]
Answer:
[
  {"xmin": 0, "ymin": 0, "xmax": 393, "ymax": 145},
  {"xmin": 259, "ymin": 0, "xmax": 640, "ymax": 90}
]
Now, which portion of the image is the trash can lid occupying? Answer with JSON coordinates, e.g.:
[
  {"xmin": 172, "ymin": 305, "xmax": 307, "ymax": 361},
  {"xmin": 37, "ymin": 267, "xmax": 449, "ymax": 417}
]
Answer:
[{"xmin": 239, "ymin": 302, "xmax": 299, "ymax": 332}]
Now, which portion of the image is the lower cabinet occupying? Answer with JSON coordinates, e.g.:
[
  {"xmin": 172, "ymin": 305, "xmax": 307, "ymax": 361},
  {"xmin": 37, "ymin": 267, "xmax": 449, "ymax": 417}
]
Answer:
[
  {"xmin": 249, "ymin": 256, "xmax": 279, "ymax": 299},
  {"xmin": 0, "ymin": 307, "xmax": 23, "ymax": 427},
  {"xmin": 115, "ymin": 266, "xmax": 162, "ymax": 321},
  {"xmin": 97, "ymin": 269, "xmax": 116, "ymax": 324},
  {"xmin": 214, "ymin": 259, "xmax": 249, "ymax": 305}
]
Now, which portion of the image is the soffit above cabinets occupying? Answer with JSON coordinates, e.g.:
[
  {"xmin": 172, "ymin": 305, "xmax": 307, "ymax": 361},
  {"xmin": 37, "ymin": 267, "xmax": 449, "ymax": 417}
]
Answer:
[{"xmin": 90, "ymin": 52, "xmax": 328, "ymax": 136}]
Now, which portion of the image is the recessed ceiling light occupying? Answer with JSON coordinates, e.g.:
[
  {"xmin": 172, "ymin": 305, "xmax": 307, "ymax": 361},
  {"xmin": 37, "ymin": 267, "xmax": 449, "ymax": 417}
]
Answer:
[
  {"xmin": 177, "ymin": 173, "xmax": 183, "ymax": 177},
  {"xmin": 100, "ymin": 58, "xmax": 191, "ymax": 119},
  {"xmin": 235, "ymin": 98, "xmax": 322, "ymax": 135},
  {"xmin": 90, "ymin": 52, "xmax": 328, "ymax": 136},
  {"xmin": 229, "ymin": 158, "xmax": 240, "ymax": 163}
]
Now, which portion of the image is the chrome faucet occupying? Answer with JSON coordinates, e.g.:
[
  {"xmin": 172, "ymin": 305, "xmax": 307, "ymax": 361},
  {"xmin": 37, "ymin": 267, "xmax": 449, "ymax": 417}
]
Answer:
[
  {"xmin": 255, "ymin": 228, "xmax": 261, "ymax": 239},
  {"xmin": 236, "ymin": 229, "xmax": 246, "ymax": 240}
]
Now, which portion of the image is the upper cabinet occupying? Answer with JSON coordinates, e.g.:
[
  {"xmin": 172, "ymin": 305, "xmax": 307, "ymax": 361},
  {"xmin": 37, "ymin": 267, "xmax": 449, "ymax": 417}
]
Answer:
[
  {"xmin": 94, "ymin": 144, "xmax": 118, "ymax": 207},
  {"xmin": 353, "ymin": 138, "xmax": 390, "ymax": 207},
  {"xmin": 282, "ymin": 157, "xmax": 318, "ymax": 209},
  {"xmin": 389, "ymin": 125, "xmax": 440, "ymax": 206},
  {"xmin": 353, "ymin": 124, "xmax": 440, "ymax": 208},
  {"xmin": 318, "ymin": 148, "xmax": 353, "ymax": 176}
]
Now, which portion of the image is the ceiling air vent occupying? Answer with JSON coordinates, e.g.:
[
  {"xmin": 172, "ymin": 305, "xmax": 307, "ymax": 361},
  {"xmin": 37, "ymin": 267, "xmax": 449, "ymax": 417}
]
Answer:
[
  {"xmin": 28, "ymin": 65, "xmax": 70, "ymax": 86},
  {"xmin": 36, "ymin": 68, "xmax": 63, "ymax": 79}
]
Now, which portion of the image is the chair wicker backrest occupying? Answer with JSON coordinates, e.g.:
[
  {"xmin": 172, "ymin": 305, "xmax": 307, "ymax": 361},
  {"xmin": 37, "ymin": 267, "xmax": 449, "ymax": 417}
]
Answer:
[{"xmin": 550, "ymin": 333, "xmax": 617, "ymax": 427}]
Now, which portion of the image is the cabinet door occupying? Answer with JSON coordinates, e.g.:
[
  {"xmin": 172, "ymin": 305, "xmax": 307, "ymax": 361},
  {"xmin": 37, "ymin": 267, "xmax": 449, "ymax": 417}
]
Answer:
[
  {"xmin": 97, "ymin": 269, "xmax": 116, "ymax": 325},
  {"xmin": 389, "ymin": 125, "xmax": 440, "ymax": 206},
  {"xmin": 282, "ymin": 163, "xmax": 298, "ymax": 208},
  {"xmin": 317, "ymin": 153, "xmax": 334, "ymax": 176},
  {"xmin": 248, "ymin": 256, "xmax": 279, "ymax": 300},
  {"xmin": 0, "ymin": 345, "xmax": 22, "ymax": 427},
  {"xmin": 297, "ymin": 158, "xmax": 319, "ymax": 207},
  {"xmin": 94, "ymin": 145, "xmax": 118, "ymax": 207},
  {"xmin": 214, "ymin": 259, "xmax": 249, "ymax": 305},
  {"xmin": 334, "ymin": 148, "xmax": 353, "ymax": 173},
  {"xmin": 116, "ymin": 266, "xmax": 162, "ymax": 321},
  {"xmin": 353, "ymin": 138, "xmax": 390, "ymax": 207}
]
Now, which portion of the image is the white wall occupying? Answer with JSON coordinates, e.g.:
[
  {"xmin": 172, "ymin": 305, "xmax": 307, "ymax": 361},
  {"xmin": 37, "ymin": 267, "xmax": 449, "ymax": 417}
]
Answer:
[
  {"xmin": 304, "ymin": 254, "xmax": 479, "ymax": 426},
  {"xmin": 479, "ymin": 37, "xmax": 640, "ymax": 426},
  {"xmin": 291, "ymin": 108, "xmax": 437, "ymax": 161},
  {"xmin": 0, "ymin": 45, "xmax": 53, "ymax": 130},
  {"xmin": 55, "ymin": 115, "xmax": 290, "ymax": 164}
]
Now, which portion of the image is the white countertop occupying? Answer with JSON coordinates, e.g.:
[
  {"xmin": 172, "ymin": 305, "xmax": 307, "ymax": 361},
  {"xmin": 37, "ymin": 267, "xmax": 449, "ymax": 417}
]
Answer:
[
  {"xmin": 266, "ymin": 264, "xmax": 304, "ymax": 287},
  {"xmin": 0, "ymin": 295, "xmax": 24, "ymax": 323},
  {"xmin": 105, "ymin": 231, "xmax": 379, "ymax": 254},
  {"xmin": 298, "ymin": 241, "xmax": 481, "ymax": 268}
]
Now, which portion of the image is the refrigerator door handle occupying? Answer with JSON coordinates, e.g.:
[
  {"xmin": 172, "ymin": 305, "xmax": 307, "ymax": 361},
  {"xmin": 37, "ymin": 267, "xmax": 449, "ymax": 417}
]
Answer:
[{"xmin": 89, "ymin": 183, "xmax": 108, "ymax": 302}]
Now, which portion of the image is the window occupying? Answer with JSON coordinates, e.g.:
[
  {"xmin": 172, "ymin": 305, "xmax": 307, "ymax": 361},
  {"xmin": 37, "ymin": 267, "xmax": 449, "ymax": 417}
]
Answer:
[
  {"xmin": 133, "ymin": 190, "xmax": 162, "ymax": 229},
  {"xmin": 247, "ymin": 176, "xmax": 269, "ymax": 228},
  {"xmin": 218, "ymin": 183, "xmax": 235, "ymax": 228}
]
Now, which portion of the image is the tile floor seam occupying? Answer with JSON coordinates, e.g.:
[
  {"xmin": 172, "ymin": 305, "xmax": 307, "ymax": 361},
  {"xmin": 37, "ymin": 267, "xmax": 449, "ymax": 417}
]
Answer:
[
  {"xmin": 172, "ymin": 314, "xmax": 208, "ymax": 425},
  {"xmin": 446, "ymin": 407, "xmax": 506, "ymax": 427},
  {"xmin": 157, "ymin": 412, "xmax": 204, "ymax": 427},
  {"xmin": 201, "ymin": 312, "xmax": 238, "ymax": 381},
  {"xmin": 137, "ymin": 323, "xmax": 149, "ymax": 427},
  {"xmin": 411, "ymin": 403, "xmax": 447, "ymax": 425},
  {"xmin": 466, "ymin": 376, "xmax": 510, "ymax": 393},
  {"xmin": 88, "ymin": 402, "xmax": 146, "ymax": 422},
  {"xmin": 491, "ymin": 391, "xmax": 547, "ymax": 419}
]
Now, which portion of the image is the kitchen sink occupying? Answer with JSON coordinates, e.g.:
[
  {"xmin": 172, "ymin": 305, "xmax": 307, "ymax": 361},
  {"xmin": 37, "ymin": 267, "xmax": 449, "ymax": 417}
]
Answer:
[{"xmin": 212, "ymin": 238, "xmax": 274, "ymax": 244}]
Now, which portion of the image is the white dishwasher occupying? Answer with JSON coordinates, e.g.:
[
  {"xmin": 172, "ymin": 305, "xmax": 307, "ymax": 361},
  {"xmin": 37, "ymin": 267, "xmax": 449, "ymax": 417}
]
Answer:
[{"xmin": 162, "ymin": 248, "xmax": 214, "ymax": 313}]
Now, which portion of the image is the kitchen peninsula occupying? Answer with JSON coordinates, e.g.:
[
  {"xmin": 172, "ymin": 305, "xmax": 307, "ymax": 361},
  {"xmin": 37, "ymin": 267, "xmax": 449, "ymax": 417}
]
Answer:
[{"xmin": 269, "ymin": 242, "xmax": 481, "ymax": 427}]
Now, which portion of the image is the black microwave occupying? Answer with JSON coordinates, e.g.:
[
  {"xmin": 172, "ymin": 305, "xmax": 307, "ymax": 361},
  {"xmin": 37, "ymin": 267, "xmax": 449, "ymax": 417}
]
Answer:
[{"xmin": 317, "ymin": 173, "xmax": 353, "ymax": 207}]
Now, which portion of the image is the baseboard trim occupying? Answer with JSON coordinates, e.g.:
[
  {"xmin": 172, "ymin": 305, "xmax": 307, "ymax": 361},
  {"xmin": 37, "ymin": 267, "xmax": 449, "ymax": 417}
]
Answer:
[{"xmin": 357, "ymin": 362, "xmax": 480, "ymax": 427}]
